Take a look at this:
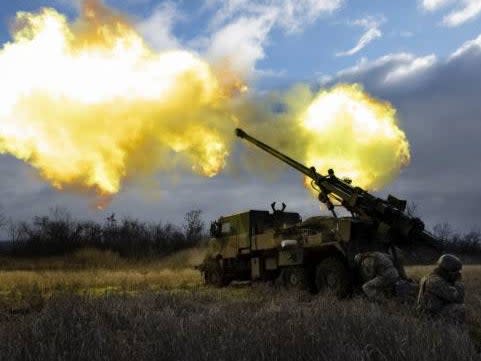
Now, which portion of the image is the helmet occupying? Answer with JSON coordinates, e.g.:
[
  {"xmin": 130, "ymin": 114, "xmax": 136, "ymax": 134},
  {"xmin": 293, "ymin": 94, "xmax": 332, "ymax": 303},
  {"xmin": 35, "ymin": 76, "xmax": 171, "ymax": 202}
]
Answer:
[{"xmin": 437, "ymin": 254, "xmax": 462, "ymax": 272}]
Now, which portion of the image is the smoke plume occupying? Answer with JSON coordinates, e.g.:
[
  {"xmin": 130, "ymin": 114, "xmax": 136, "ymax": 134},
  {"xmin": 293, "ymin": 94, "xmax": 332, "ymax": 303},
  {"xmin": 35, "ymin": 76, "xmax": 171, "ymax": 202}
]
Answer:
[{"xmin": 0, "ymin": 0, "xmax": 410, "ymax": 204}]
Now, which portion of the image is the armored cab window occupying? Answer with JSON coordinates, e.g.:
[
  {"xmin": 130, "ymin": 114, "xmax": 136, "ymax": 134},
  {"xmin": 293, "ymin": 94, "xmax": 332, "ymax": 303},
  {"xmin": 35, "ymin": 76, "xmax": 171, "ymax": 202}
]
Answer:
[{"xmin": 221, "ymin": 222, "xmax": 232, "ymax": 235}]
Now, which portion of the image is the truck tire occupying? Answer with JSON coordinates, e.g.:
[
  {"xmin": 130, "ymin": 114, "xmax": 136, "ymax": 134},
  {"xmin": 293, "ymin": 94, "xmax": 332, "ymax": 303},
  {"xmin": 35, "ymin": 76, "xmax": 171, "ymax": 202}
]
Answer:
[
  {"xmin": 315, "ymin": 257, "xmax": 351, "ymax": 298},
  {"xmin": 282, "ymin": 266, "xmax": 306, "ymax": 290}
]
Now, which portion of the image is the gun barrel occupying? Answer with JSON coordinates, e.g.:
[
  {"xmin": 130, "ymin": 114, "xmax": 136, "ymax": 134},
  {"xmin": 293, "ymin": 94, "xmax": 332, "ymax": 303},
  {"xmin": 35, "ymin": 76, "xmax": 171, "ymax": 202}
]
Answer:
[
  {"xmin": 235, "ymin": 128, "xmax": 316, "ymax": 179},
  {"xmin": 235, "ymin": 127, "xmax": 440, "ymax": 247}
]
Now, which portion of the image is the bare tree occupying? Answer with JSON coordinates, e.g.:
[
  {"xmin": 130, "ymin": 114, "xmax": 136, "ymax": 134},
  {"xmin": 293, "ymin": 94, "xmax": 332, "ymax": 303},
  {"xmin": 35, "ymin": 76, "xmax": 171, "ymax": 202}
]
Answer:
[
  {"xmin": 8, "ymin": 219, "xmax": 20, "ymax": 243},
  {"xmin": 433, "ymin": 223, "xmax": 453, "ymax": 242},
  {"xmin": 183, "ymin": 209, "xmax": 204, "ymax": 245},
  {"xmin": 49, "ymin": 206, "xmax": 72, "ymax": 223}
]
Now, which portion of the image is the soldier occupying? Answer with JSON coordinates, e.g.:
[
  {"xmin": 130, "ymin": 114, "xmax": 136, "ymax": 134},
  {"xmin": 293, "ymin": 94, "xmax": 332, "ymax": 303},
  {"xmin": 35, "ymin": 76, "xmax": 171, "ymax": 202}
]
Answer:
[
  {"xmin": 417, "ymin": 254, "xmax": 465, "ymax": 323},
  {"xmin": 354, "ymin": 251, "xmax": 401, "ymax": 301}
]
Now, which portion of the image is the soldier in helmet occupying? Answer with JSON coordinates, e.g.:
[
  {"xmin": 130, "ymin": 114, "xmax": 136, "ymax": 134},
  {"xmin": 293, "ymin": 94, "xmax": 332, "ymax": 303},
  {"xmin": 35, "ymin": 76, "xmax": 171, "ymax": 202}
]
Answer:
[
  {"xmin": 354, "ymin": 251, "xmax": 401, "ymax": 301},
  {"xmin": 417, "ymin": 254, "xmax": 465, "ymax": 323}
]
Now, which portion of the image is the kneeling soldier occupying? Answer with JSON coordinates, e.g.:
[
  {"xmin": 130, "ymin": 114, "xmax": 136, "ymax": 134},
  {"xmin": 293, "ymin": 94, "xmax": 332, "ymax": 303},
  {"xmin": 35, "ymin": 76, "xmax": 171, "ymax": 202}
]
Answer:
[
  {"xmin": 355, "ymin": 251, "xmax": 401, "ymax": 301},
  {"xmin": 417, "ymin": 254, "xmax": 465, "ymax": 323}
]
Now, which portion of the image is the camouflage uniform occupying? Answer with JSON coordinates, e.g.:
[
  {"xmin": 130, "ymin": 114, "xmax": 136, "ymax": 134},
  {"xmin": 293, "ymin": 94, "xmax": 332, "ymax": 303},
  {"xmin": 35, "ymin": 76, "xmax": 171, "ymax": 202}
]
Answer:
[
  {"xmin": 355, "ymin": 251, "xmax": 400, "ymax": 301},
  {"xmin": 417, "ymin": 254, "xmax": 465, "ymax": 323}
]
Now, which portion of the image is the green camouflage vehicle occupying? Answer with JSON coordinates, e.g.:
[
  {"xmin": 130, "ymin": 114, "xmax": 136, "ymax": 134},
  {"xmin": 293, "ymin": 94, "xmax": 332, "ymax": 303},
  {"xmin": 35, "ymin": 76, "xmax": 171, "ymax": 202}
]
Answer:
[
  {"xmin": 200, "ymin": 206, "xmax": 390, "ymax": 296},
  {"xmin": 198, "ymin": 129, "xmax": 440, "ymax": 296}
]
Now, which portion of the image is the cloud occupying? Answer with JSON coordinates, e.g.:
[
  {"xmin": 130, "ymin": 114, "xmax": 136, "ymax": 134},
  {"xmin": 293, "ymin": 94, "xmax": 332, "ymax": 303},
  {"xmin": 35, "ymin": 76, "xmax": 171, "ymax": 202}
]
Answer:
[
  {"xmin": 199, "ymin": 0, "xmax": 342, "ymax": 78},
  {"xmin": 449, "ymin": 33, "xmax": 481, "ymax": 58},
  {"xmin": 6, "ymin": 0, "xmax": 479, "ymax": 233},
  {"xmin": 204, "ymin": 15, "xmax": 276, "ymax": 77},
  {"xmin": 381, "ymin": 55, "xmax": 437, "ymax": 84},
  {"xmin": 206, "ymin": 0, "xmax": 343, "ymax": 33},
  {"xmin": 136, "ymin": 1, "xmax": 181, "ymax": 50},
  {"xmin": 134, "ymin": 1, "xmax": 274, "ymax": 76},
  {"xmin": 420, "ymin": 0, "xmax": 481, "ymax": 27},
  {"xmin": 322, "ymin": 32, "xmax": 481, "ymax": 229},
  {"xmin": 335, "ymin": 28, "xmax": 381, "ymax": 57},
  {"xmin": 334, "ymin": 53, "xmax": 439, "ymax": 90},
  {"xmin": 58, "ymin": 0, "xmax": 342, "ymax": 81},
  {"xmin": 442, "ymin": 0, "xmax": 481, "ymax": 26},
  {"xmin": 421, "ymin": 0, "xmax": 453, "ymax": 11},
  {"xmin": 273, "ymin": 0, "xmax": 344, "ymax": 32},
  {"xmin": 335, "ymin": 16, "xmax": 384, "ymax": 57}
]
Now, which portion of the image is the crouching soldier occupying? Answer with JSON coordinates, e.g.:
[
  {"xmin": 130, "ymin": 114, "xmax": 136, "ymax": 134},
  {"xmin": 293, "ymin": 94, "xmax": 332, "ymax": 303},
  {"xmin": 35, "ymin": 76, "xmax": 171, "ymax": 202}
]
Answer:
[
  {"xmin": 417, "ymin": 254, "xmax": 465, "ymax": 323},
  {"xmin": 354, "ymin": 251, "xmax": 401, "ymax": 302}
]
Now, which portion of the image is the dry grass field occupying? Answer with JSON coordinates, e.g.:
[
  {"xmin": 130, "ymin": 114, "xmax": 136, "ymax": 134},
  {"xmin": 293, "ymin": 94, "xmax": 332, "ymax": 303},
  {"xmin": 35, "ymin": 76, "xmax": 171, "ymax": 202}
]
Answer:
[{"xmin": 0, "ymin": 250, "xmax": 479, "ymax": 361}]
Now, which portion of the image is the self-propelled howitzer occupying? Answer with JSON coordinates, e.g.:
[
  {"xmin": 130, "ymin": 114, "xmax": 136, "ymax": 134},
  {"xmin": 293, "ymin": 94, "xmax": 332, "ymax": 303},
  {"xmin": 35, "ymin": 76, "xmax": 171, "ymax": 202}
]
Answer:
[
  {"xmin": 196, "ymin": 128, "xmax": 439, "ymax": 296},
  {"xmin": 235, "ymin": 128, "xmax": 438, "ymax": 248}
]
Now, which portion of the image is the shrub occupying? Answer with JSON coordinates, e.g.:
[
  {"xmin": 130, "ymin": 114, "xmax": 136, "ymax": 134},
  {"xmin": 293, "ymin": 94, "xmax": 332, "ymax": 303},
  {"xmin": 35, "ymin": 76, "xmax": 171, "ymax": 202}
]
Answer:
[
  {"xmin": 69, "ymin": 248, "xmax": 123, "ymax": 268},
  {"xmin": 7, "ymin": 208, "xmax": 205, "ymax": 258}
]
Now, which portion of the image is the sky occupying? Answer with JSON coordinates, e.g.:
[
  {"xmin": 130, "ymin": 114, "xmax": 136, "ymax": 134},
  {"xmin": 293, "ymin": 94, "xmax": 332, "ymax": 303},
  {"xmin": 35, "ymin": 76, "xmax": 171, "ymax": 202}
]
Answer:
[{"xmin": 0, "ymin": 0, "xmax": 480, "ymax": 233}]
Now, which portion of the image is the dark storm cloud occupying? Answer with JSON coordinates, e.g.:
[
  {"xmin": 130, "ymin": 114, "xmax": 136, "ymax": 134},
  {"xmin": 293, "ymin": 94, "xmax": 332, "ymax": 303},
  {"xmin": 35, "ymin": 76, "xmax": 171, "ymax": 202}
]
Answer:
[
  {"xmin": 324, "ymin": 34, "xmax": 481, "ymax": 230},
  {"xmin": 1, "ymin": 35, "xmax": 481, "ymax": 234},
  {"xmin": 110, "ymin": 170, "xmax": 322, "ymax": 226},
  {"xmin": 0, "ymin": 156, "xmax": 322, "ymax": 234}
]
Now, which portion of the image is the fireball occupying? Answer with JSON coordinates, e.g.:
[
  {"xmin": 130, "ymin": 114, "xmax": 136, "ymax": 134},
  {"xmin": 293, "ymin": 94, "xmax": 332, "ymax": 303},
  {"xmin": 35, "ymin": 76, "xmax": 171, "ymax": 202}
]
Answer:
[
  {"xmin": 0, "ymin": 1, "xmax": 235, "ymax": 196},
  {"xmin": 299, "ymin": 84, "xmax": 410, "ymax": 191},
  {"xmin": 0, "ymin": 1, "xmax": 411, "ymax": 204}
]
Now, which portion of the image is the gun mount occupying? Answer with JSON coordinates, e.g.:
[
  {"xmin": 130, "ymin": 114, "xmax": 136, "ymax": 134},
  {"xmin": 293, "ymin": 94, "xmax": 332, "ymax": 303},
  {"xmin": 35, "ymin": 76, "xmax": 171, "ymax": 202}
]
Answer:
[{"xmin": 235, "ymin": 128, "xmax": 439, "ymax": 248}]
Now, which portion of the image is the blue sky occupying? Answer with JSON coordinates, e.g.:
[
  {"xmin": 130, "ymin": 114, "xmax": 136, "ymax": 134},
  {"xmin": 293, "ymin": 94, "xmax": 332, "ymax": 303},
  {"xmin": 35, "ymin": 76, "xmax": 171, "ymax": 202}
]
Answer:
[
  {"xmin": 0, "ymin": 0, "xmax": 480, "ymax": 232},
  {"xmin": 1, "ymin": 0, "xmax": 480, "ymax": 86}
]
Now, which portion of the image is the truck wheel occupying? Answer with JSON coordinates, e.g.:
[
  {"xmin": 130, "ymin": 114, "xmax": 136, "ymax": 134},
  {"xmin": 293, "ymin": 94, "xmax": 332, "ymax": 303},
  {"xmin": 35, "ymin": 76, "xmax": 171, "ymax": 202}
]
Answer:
[
  {"xmin": 315, "ymin": 257, "xmax": 351, "ymax": 298},
  {"xmin": 282, "ymin": 267, "xmax": 306, "ymax": 290}
]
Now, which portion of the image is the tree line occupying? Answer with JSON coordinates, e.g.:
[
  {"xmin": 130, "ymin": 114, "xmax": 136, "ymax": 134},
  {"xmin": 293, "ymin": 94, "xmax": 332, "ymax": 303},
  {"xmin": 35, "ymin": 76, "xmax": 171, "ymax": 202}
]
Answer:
[
  {"xmin": 432, "ymin": 223, "xmax": 481, "ymax": 255},
  {"xmin": 1, "ymin": 207, "xmax": 206, "ymax": 258},
  {"xmin": 0, "ymin": 206, "xmax": 479, "ymax": 259}
]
